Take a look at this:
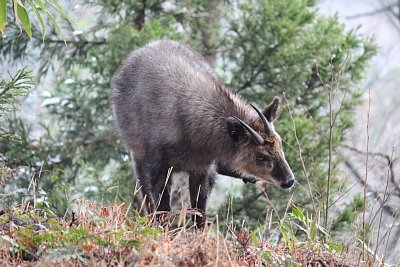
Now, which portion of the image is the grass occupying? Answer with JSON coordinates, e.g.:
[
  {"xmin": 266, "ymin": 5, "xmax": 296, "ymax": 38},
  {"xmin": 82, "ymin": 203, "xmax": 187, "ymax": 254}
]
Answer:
[{"xmin": 0, "ymin": 199, "xmax": 370, "ymax": 266}]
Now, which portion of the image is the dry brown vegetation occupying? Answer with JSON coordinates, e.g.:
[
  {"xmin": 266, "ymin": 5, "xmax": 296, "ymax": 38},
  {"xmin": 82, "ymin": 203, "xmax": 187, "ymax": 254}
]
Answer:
[{"xmin": 0, "ymin": 199, "xmax": 369, "ymax": 266}]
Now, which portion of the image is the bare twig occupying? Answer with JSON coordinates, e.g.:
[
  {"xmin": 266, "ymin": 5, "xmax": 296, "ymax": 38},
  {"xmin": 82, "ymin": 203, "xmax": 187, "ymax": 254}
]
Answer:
[
  {"xmin": 379, "ymin": 0, "xmax": 400, "ymax": 35},
  {"xmin": 385, "ymin": 221, "xmax": 400, "ymax": 260},
  {"xmin": 374, "ymin": 148, "xmax": 394, "ymax": 260},
  {"xmin": 301, "ymin": 106, "xmax": 327, "ymax": 139},
  {"xmin": 256, "ymin": 182, "xmax": 282, "ymax": 223},
  {"xmin": 284, "ymin": 95, "xmax": 316, "ymax": 211},
  {"xmin": 345, "ymin": 159, "xmax": 400, "ymax": 265},
  {"xmin": 329, "ymin": 147, "xmax": 399, "ymax": 209},
  {"xmin": 151, "ymin": 166, "xmax": 174, "ymax": 223},
  {"xmin": 362, "ymin": 89, "xmax": 371, "ymax": 261},
  {"xmin": 344, "ymin": 5, "xmax": 396, "ymax": 20},
  {"xmin": 236, "ymin": 66, "xmax": 267, "ymax": 93},
  {"xmin": 342, "ymin": 144, "xmax": 400, "ymax": 196},
  {"xmin": 324, "ymin": 65, "xmax": 334, "ymax": 234}
]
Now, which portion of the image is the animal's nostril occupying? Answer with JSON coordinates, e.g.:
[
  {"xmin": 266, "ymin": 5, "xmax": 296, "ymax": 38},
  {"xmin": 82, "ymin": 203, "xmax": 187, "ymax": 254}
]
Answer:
[{"xmin": 281, "ymin": 179, "xmax": 295, "ymax": 189}]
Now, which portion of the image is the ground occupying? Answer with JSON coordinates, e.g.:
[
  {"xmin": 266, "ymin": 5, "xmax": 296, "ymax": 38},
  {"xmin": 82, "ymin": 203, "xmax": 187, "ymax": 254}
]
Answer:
[{"xmin": 0, "ymin": 200, "xmax": 368, "ymax": 266}]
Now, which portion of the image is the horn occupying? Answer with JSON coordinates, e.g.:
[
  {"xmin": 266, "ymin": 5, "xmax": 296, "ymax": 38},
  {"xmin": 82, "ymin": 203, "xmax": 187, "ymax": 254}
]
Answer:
[
  {"xmin": 232, "ymin": 116, "xmax": 265, "ymax": 145},
  {"xmin": 249, "ymin": 103, "xmax": 274, "ymax": 136}
]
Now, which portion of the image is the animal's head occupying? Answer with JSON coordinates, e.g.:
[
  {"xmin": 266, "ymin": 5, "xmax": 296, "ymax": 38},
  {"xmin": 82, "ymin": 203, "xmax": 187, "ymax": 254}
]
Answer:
[{"xmin": 226, "ymin": 96, "xmax": 295, "ymax": 189}]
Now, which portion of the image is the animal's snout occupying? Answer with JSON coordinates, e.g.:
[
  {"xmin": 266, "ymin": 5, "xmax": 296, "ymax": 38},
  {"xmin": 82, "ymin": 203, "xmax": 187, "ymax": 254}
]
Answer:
[{"xmin": 280, "ymin": 178, "xmax": 295, "ymax": 189}]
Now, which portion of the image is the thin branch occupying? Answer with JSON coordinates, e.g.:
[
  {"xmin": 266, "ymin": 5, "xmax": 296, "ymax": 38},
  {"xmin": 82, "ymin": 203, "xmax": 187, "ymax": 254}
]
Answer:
[
  {"xmin": 31, "ymin": 33, "xmax": 107, "ymax": 46},
  {"xmin": 301, "ymin": 106, "xmax": 327, "ymax": 138},
  {"xmin": 236, "ymin": 67, "xmax": 267, "ymax": 93},
  {"xmin": 284, "ymin": 95, "xmax": 316, "ymax": 211},
  {"xmin": 374, "ymin": 148, "xmax": 395, "ymax": 260},
  {"xmin": 325, "ymin": 70, "xmax": 333, "ymax": 233},
  {"xmin": 380, "ymin": 0, "xmax": 400, "ymax": 35},
  {"xmin": 316, "ymin": 57, "xmax": 340, "ymax": 235},
  {"xmin": 344, "ymin": 160, "xmax": 398, "ymax": 219},
  {"xmin": 332, "ymin": 54, "xmax": 349, "ymax": 126},
  {"xmin": 133, "ymin": 0, "xmax": 146, "ymax": 30},
  {"xmin": 44, "ymin": 39, "xmax": 106, "ymax": 45},
  {"xmin": 385, "ymin": 222, "xmax": 400, "ymax": 259},
  {"xmin": 342, "ymin": 144, "xmax": 400, "ymax": 195},
  {"xmin": 362, "ymin": 89, "xmax": 371, "ymax": 260},
  {"xmin": 344, "ymin": 5, "xmax": 396, "ymax": 20},
  {"xmin": 328, "ymin": 180, "xmax": 360, "ymax": 209}
]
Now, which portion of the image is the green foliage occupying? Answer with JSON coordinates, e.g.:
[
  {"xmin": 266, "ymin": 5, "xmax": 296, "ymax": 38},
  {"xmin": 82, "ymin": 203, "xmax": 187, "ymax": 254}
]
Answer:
[
  {"xmin": 0, "ymin": 68, "xmax": 34, "ymax": 116},
  {"xmin": 0, "ymin": 1, "xmax": 6, "ymax": 33},
  {"xmin": 2, "ymin": 0, "xmax": 183, "ymax": 214},
  {"xmin": 280, "ymin": 205, "xmax": 344, "ymax": 254},
  {"xmin": 0, "ymin": 68, "xmax": 34, "ymax": 138},
  {"xmin": 220, "ymin": 0, "xmax": 377, "ymax": 230},
  {"xmin": 0, "ymin": 0, "xmax": 68, "ymax": 40},
  {"xmin": 1, "ymin": 204, "xmax": 358, "ymax": 265},
  {"xmin": 1, "ymin": 0, "xmax": 376, "ymax": 244},
  {"xmin": 330, "ymin": 194, "xmax": 364, "ymax": 233},
  {"xmin": 16, "ymin": 1, "xmax": 32, "ymax": 38},
  {"xmin": 0, "ymin": 203, "xmax": 161, "ymax": 262}
]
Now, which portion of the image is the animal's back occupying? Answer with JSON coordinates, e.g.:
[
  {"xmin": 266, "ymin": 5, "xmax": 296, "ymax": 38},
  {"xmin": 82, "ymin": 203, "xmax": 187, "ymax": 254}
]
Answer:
[{"xmin": 110, "ymin": 40, "xmax": 223, "ymax": 164}]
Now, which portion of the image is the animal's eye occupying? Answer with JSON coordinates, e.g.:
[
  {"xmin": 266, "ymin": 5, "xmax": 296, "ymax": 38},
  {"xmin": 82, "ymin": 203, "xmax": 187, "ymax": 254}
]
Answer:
[{"xmin": 256, "ymin": 154, "xmax": 267, "ymax": 162}]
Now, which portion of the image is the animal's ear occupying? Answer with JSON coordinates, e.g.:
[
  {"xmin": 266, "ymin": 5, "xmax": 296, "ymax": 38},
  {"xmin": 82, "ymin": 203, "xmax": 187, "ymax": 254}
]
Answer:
[
  {"xmin": 226, "ymin": 117, "xmax": 248, "ymax": 144},
  {"xmin": 263, "ymin": 96, "xmax": 281, "ymax": 122}
]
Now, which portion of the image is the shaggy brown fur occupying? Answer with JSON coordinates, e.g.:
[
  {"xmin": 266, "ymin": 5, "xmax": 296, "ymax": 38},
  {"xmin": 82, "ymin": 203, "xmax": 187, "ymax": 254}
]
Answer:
[{"xmin": 110, "ymin": 40, "xmax": 295, "ymax": 226}]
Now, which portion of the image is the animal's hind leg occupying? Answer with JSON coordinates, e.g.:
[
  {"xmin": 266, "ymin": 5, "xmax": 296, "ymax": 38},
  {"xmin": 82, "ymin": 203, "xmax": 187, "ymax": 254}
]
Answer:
[{"xmin": 188, "ymin": 167, "xmax": 216, "ymax": 227}]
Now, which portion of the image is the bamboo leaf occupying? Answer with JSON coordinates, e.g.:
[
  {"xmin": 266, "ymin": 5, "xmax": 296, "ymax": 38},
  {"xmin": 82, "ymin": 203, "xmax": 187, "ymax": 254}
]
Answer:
[
  {"xmin": 16, "ymin": 1, "xmax": 32, "ymax": 38},
  {"xmin": 28, "ymin": 1, "xmax": 46, "ymax": 41},
  {"xmin": 0, "ymin": 0, "xmax": 6, "ymax": 34},
  {"xmin": 35, "ymin": 0, "xmax": 48, "ymax": 12},
  {"xmin": 279, "ymin": 223, "xmax": 289, "ymax": 243},
  {"xmin": 12, "ymin": 0, "xmax": 19, "ymax": 28},
  {"xmin": 43, "ymin": 9, "xmax": 64, "ymax": 42},
  {"xmin": 44, "ymin": 0, "xmax": 66, "ymax": 18},
  {"xmin": 36, "ymin": 0, "xmax": 65, "ymax": 42}
]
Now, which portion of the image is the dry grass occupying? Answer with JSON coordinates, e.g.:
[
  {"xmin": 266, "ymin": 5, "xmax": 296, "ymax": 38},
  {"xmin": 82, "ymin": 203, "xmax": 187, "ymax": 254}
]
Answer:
[{"xmin": 0, "ymin": 199, "xmax": 369, "ymax": 266}]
